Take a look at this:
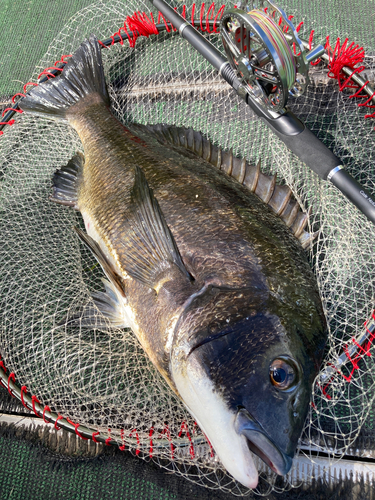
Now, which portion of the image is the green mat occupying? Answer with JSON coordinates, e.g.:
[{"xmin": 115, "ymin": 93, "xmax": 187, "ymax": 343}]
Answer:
[
  {"xmin": 0, "ymin": 0, "xmax": 97, "ymax": 101},
  {"xmin": 1, "ymin": 0, "xmax": 375, "ymax": 498}
]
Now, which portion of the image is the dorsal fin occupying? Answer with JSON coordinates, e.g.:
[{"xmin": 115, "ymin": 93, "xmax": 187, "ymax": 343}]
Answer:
[{"xmin": 132, "ymin": 123, "xmax": 317, "ymax": 250}]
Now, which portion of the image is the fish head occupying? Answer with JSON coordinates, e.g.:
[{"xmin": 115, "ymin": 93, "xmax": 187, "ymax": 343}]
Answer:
[{"xmin": 170, "ymin": 285, "xmax": 326, "ymax": 489}]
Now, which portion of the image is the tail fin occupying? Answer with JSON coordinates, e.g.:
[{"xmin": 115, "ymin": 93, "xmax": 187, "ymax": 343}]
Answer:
[{"xmin": 19, "ymin": 35, "xmax": 109, "ymax": 120}]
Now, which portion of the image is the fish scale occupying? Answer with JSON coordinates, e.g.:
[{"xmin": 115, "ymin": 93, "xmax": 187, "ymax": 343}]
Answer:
[{"xmin": 19, "ymin": 35, "xmax": 327, "ymax": 490}]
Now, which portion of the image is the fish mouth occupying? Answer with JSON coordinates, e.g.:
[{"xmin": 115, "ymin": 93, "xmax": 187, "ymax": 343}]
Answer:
[{"xmin": 235, "ymin": 408, "xmax": 293, "ymax": 476}]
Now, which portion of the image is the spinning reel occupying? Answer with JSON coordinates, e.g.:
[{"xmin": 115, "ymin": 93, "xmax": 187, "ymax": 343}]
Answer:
[{"xmin": 220, "ymin": 1, "xmax": 325, "ymax": 112}]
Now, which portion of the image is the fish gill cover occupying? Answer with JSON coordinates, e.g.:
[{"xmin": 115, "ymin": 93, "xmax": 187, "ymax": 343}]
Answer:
[{"xmin": 0, "ymin": 0, "xmax": 375, "ymax": 496}]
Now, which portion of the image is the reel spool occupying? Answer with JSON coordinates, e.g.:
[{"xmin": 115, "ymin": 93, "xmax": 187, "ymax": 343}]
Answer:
[{"xmin": 220, "ymin": 0, "xmax": 325, "ymax": 112}]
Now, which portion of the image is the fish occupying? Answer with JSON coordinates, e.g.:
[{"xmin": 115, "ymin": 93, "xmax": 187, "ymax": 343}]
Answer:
[{"xmin": 19, "ymin": 35, "xmax": 327, "ymax": 489}]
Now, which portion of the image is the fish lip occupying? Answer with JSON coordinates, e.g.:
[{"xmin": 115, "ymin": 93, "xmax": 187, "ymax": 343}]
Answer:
[{"xmin": 235, "ymin": 408, "xmax": 293, "ymax": 476}]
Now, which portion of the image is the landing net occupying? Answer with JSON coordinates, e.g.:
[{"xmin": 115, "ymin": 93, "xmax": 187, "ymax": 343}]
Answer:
[{"xmin": 0, "ymin": 0, "xmax": 375, "ymax": 496}]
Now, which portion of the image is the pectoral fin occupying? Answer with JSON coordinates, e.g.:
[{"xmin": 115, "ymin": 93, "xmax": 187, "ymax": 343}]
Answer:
[{"xmin": 122, "ymin": 166, "xmax": 192, "ymax": 292}]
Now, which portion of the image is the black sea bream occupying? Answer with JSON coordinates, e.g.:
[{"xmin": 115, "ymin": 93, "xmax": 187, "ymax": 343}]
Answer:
[{"xmin": 19, "ymin": 36, "xmax": 327, "ymax": 489}]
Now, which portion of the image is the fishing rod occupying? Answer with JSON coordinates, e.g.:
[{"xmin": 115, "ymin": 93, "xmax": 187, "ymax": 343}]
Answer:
[{"xmin": 147, "ymin": 0, "xmax": 375, "ymax": 226}]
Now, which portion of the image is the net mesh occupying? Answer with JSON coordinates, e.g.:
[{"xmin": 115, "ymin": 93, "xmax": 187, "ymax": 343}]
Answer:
[{"xmin": 0, "ymin": 0, "xmax": 375, "ymax": 496}]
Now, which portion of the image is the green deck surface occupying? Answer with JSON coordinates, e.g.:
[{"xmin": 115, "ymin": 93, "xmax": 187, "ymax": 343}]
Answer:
[
  {"xmin": 0, "ymin": 0, "xmax": 95, "ymax": 101},
  {"xmin": 0, "ymin": 1, "xmax": 374, "ymax": 499}
]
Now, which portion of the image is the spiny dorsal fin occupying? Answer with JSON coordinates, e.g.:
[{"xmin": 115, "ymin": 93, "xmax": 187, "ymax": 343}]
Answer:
[
  {"xmin": 121, "ymin": 165, "xmax": 192, "ymax": 291},
  {"xmin": 134, "ymin": 123, "xmax": 317, "ymax": 248}
]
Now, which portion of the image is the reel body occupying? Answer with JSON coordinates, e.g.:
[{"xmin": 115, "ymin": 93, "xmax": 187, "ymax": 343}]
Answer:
[{"xmin": 220, "ymin": 1, "xmax": 324, "ymax": 112}]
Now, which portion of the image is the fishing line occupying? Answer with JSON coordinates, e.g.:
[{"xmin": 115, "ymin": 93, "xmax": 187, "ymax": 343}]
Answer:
[{"xmin": 248, "ymin": 10, "xmax": 296, "ymax": 91}]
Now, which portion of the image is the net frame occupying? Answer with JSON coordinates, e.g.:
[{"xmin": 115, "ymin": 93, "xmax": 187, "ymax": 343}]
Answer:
[{"xmin": 0, "ymin": 0, "xmax": 375, "ymax": 496}]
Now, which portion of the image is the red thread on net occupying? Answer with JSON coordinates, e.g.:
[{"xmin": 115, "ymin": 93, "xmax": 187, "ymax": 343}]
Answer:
[
  {"xmin": 129, "ymin": 429, "xmax": 141, "ymax": 455},
  {"xmin": 43, "ymin": 406, "xmax": 52, "ymax": 424},
  {"xmin": 54, "ymin": 54, "xmax": 72, "ymax": 66},
  {"xmin": 322, "ymin": 312, "xmax": 375, "ymax": 397},
  {"xmin": 105, "ymin": 430, "xmax": 112, "ymax": 446},
  {"xmin": 159, "ymin": 424, "xmax": 174, "ymax": 459},
  {"xmin": 213, "ymin": 4, "xmax": 225, "ymax": 33},
  {"xmin": 0, "ymin": 120, "xmax": 15, "ymax": 127},
  {"xmin": 20, "ymin": 385, "xmax": 28, "ymax": 408},
  {"xmin": 157, "ymin": 11, "xmax": 173, "ymax": 33},
  {"xmin": 315, "ymin": 379, "xmax": 332, "ymax": 400},
  {"xmin": 7, "ymin": 373, "xmax": 16, "ymax": 397},
  {"xmin": 282, "ymin": 15, "xmax": 293, "ymax": 33},
  {"xmin": 352, "ymin": 87, "xmax": 375, "ymax": 120},
  {"xmin": 92, "ymin": 431, "xmax": 100, "ymax": 443},
  {"xmin": 352, "ymin": 327, "xmax": 375, "ymax": 357},
  {"xmin": 2, "ymin": 108, "xmax": 22, "ymax": 116},
  {"xmin": 291, "ymin": 22, "xmax": 303, "ymax": 56},
  {"xmin": 326, "ymin": 37, "xmax": 366, "ymax": 90},
  {"xmin": 119, "ymin": 429, "xmax": 126, "ymax": 451},
  {"xmin": 320, "ymin": 379, "xmax": 333, "ymax": 400},
  {"xmin": 23, "ymin": 82, "xmax": 38, "ymax": 92},
  {"xmin": 200, "ymin": 3, "xmax": 207, "ymax": 32},
  {"xmin": 178, "ymin": 421, "xmax": 195, "ymax": 459},
  {"xmin": 191, "ymin": 3, "xmax": 196, "ymax": 27},
  {"xmin": 37, "ymin": 66, "xmax": 64, "ymax": 80},
  {"xmin": 295, "ymin": 21, "xmax": 304, "ymax": 32},
  {"xmin": 307, "ymin": 34, "xmax": 374, "ymax": 126},
  {"xmin": 67, "ymin": 418, "xmax": 89, "ymax": 440},
  {"xmin": 31, "ymin": 395, "xmax": 40, "ymax": 416},
  {"xmin": 127, "ymin": 11, "xmax": 159, "ymax": 38},
  {"xmin": 55, "ymin": 415, "xmax": 64, "ymax": 430},
  {"xmin": 149, "ymin": 426, "xmax": 154, "ymax": 458},
  {"xmin": 11, "ymin": 93, "xmax": 26, "ymax": 103},
  {"xmin": 201, "ymin": 2, "xmax": 223, "ymax": 34}
]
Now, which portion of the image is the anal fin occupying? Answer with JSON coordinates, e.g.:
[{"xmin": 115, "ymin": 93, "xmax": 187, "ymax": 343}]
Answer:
[
  {"xmin": 65, "ymin": 279, "xmax": 129, "ymax": 330},
  {"xmin": 50, "ymin": 152, "xmax": 84, "ymax": 209}
]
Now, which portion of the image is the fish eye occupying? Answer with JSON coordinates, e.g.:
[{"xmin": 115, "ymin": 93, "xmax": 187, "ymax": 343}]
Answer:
[{"xmin": 269, "ymin": 358, "xmax": 297, "ymax": 390}]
